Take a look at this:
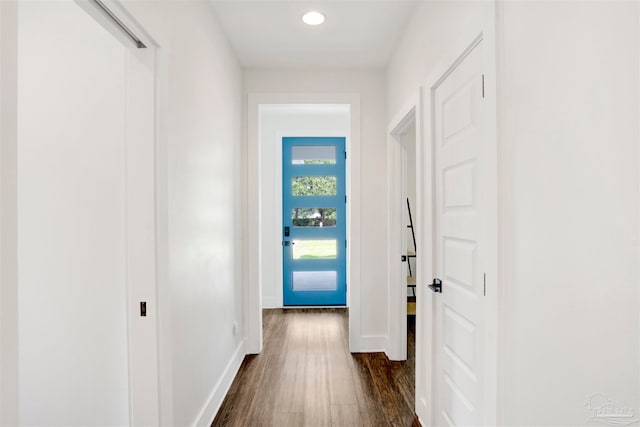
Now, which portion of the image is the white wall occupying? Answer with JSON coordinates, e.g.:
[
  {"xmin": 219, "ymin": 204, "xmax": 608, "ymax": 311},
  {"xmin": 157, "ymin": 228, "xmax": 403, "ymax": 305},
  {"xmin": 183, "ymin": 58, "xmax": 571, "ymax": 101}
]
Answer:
[
  {"xmin": 405, "ymin": 126, "xmax": 416, "ymax": 284},
  {"xmin": 123, "ymin": 2, "xmax": 244, "ymax": 425},
  {"xmin": 259, "ymin": 105, "xmax": 350, "ymax": 308},
  {"xmin": 17, "ymin": 2, "xmax": 130, "ymax": 424},
  {"xmin": 0, "ymin": 1, "xmax": 18, "ymax": 425},
  {"xmin": 388, "ymin": 1, "xmax": 640, "ymax": 424},
  {"xmin": 244, "ymin": 69, "xmax": 389, "ymax": 343},
  {"xmin": 387, "ymin": 1, "xmax": 490, "ymax": 123},
  {"xmin": 498, "ymin": 2, "xmax": 639, "ymax": 424}
]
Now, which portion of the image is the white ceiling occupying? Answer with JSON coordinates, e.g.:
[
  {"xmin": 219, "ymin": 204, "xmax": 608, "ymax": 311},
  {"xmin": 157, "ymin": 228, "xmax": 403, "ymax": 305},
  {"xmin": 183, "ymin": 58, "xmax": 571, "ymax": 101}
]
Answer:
[{"xmin": 209, "ymin": 1, "xmax": 419, "ymax": 69}]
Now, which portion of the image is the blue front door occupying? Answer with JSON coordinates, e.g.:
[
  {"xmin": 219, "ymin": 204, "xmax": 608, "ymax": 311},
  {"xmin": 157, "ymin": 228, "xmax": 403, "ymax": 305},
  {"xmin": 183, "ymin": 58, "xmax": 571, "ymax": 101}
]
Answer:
[{"xmin": 282, "ymin": 137, "xmax": 346, "ymax": 306}]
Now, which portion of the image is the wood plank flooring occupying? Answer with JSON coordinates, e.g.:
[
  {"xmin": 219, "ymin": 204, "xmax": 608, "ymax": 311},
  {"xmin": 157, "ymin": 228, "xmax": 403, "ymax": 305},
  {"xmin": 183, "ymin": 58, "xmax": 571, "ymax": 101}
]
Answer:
[{"xmin": 212, "ymin": 309, "xmax": 417, "ymax": 427}]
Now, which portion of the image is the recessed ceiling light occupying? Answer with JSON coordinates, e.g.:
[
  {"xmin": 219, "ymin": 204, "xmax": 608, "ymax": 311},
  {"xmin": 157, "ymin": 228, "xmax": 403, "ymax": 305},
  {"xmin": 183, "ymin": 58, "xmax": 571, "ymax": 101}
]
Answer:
[{"xmin": 302, "ymin": 11, "xmax": 325, "ymax": 26}]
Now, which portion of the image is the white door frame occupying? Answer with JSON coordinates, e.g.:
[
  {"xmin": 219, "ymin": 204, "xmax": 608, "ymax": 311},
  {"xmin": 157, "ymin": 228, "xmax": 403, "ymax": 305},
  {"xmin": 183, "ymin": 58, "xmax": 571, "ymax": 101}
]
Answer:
[
  {"xmin": 417, "ymin": 11, "xmax": 499, "ymax": 426},
  {"xmin": 386, "ymin": 101, "xmax": 418, "ymax": 361},
  {"xmin": 246, "ymin": 93, "xmax": 362, "ymax": 353}
]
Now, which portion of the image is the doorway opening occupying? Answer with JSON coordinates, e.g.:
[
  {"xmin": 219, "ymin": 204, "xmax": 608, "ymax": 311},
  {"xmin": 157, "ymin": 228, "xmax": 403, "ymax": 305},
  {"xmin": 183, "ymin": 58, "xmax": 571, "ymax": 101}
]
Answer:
[
  {"xmin": 388, "ymin": 107, "xmax": 418, "ymax": 363},
  {"xmin": 247, "ymin": 97, "xmax": 362, "ymax": 354},
  {"xmin": 257, "ymin": 104, "xmax": 350, "ymax": 309}
]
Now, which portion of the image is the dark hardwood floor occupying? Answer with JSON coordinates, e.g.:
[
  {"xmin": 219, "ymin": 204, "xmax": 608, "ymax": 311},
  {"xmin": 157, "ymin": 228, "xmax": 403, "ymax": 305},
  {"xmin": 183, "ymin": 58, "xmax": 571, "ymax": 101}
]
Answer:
[{"xmin": 212, "ymin": 309, "xmax": 418, "ymax": 427}]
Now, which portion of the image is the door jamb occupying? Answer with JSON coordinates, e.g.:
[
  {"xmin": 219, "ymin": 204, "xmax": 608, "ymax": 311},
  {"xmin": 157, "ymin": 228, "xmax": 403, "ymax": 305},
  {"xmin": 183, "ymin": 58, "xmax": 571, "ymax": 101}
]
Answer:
[
  {"xmin": 419, "ymin": 12, "xmax": 499, "ymax": 425},
  {"xmin": 246, "ymin": 93, "xmax": 362, "ymax": 354},
  {"xmin": 386, "ymin": 103, "xmax": 417, "ymax": 361}
]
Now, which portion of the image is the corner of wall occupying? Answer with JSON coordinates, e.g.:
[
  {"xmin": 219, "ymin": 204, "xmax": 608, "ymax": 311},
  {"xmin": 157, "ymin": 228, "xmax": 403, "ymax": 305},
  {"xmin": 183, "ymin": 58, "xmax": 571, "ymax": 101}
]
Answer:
[{"xmin": 192, "ymin": 339, "xmax": 246, "ymax": 427}]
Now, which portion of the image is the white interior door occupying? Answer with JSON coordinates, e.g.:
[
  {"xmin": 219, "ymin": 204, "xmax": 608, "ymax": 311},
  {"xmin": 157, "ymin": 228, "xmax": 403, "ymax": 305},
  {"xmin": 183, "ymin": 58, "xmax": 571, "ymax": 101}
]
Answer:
[
  {"xmin": 431, "ymin": 40, "xmax": 495, "ymax": 426},
  {"xmin": 17, "ymin": 1, "xmax": 159, "ymax": 425},
  {"xmin": 17, "ymin": 2, "xmax": 130, "ymax": 424}
]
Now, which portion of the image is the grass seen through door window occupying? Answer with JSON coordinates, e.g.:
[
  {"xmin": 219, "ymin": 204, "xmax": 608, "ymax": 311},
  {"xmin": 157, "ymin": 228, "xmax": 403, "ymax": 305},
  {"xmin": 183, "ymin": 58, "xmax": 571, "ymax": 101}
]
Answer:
[{"xmin": 292, "ymin": 240, "xmax": 337, "ymax": 259}]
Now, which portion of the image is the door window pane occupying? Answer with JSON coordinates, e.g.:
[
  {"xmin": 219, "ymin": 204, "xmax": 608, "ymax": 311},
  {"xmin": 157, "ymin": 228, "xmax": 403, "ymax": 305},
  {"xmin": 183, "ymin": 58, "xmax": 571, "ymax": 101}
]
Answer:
[
  {"xmin": 292, "ymin": 176, "xmax": 336, "ymax": 196},
  {"xmin": 292, "ymin": 271, "xmax": 337, "ymax": 291},
  {"xmin": 291, "ymin": 208, "xmax": 336, "ymax": 227},
  {"xmin": 292, "ymin": 240, "xmax": 337, "ymax": 259},
  {"xmin": 292, "ymin": 145, "xmax": 336, "ymax": 164}
]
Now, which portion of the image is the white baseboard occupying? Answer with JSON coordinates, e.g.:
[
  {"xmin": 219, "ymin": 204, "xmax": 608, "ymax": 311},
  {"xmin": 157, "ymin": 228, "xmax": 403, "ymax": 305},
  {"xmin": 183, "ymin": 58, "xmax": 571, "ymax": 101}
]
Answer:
[
  {"xmin": 262, "ymin": 296, "xmax": 279, "ymax": 309},
  {"xmin": 192, "ymin": 339, "xmax": 246, "ymax": 427},
  {"xmin": 356, "ymin": 334, "xmax": 387, "ymax": 353}
]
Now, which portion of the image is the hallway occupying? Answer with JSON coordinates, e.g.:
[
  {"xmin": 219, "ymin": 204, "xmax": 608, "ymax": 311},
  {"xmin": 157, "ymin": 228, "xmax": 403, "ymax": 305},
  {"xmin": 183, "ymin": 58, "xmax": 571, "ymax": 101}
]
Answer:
[
  {"xmin": 2, "ymin": 1, "xmax": 639, "ymax": 425},
  {"xmin": 213, "ymin": 310, "xmax": 418, "ymax": 426}
]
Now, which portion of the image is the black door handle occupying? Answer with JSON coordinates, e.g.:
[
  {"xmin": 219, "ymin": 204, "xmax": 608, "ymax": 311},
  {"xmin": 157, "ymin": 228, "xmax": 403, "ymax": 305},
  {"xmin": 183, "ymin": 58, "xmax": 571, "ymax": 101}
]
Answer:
[{"xmin": 428, "ymin": 278, "xmax": 442, "ymax": 293}]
